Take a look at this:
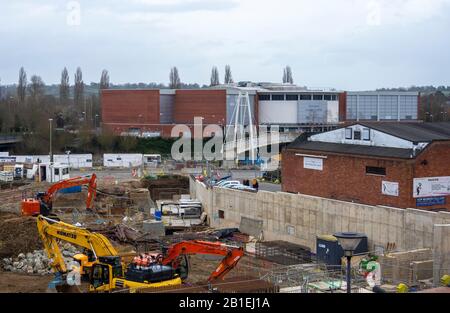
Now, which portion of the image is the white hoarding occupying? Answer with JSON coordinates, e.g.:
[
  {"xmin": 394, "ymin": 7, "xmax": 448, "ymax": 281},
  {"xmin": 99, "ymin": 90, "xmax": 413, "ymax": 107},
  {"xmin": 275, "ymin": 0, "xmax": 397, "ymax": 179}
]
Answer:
[
  {"xmin": 303, "ymin": 157, "xmax": 323, "ymax": 171},
  {"xmin": 382, "ymin": 181, "xmax": 399, "ymax": 197},
  {"xmin": 413, "ymin": 176, "xmax": 450, "ymax": 198}
]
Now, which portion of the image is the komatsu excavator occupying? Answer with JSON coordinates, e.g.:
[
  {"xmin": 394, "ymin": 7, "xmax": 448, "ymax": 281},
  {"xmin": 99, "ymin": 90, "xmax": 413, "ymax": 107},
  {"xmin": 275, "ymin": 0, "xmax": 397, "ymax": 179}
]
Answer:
[
  {"xmin": 37, "ymin": 215, "xmax": 244, "ymax": 292},
  {"xmin": 22, "ymin": 174, "xmax": 97, "ymax": 216}
]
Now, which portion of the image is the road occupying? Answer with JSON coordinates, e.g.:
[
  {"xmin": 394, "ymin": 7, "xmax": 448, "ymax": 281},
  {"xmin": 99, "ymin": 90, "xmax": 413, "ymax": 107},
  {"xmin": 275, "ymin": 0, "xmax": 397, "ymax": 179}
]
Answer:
[{"xmin": 70, "ymin": 168, "xmax": 282, "ymax": 192}]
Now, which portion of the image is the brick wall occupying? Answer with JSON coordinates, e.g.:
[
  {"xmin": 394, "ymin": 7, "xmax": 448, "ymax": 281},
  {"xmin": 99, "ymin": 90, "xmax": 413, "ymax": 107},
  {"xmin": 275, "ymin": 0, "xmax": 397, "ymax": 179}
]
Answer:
[
  {"xmin": 101, "ymin": 89, "xmax": 160, "ymax": 124},
  {"xmin": 174, "ymin": 89, "xmax": 227, "ymax": 125},
  {"xmin": 281, "ymin": 141, "xmax": 450, "ymax": 211}
]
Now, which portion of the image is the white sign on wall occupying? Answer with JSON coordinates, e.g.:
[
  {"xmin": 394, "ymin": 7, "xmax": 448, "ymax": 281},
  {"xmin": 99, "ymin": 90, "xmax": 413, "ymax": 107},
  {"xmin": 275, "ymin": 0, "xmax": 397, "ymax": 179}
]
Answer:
[
  {"xmin": 382, "ymin": 181, "xmax": 399, "ymax": 197},
  {"xmin": 303, "ymin": 157, "xmax": 323, "ymax": 171},
  {"xmin": 413, "ymin": 176, "xmax": 450, "ymax": 198}
]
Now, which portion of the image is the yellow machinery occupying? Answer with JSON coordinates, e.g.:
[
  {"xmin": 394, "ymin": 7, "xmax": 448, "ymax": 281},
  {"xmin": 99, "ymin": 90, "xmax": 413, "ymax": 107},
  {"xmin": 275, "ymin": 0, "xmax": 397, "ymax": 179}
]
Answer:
[{"xmin": 37, "ymin": 215, "xmax": 182, "ymax": 292}]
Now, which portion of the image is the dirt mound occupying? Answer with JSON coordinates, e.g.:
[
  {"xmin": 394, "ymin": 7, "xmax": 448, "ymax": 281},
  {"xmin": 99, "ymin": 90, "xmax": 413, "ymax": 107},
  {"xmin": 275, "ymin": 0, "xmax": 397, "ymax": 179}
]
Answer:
[{"xmin": 0, "ymin": 213, "xmax": 42, "ymax": 258}]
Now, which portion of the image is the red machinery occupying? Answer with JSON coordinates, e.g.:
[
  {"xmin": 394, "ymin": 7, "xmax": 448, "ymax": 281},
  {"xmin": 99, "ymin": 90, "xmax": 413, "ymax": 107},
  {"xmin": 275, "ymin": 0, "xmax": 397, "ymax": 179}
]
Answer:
[
  {"xmin": 160, "ymin": 240, "xmax": 244, "ymax": 282},
  {"xmin": 21, "ymin": 174, "xmax": 97, "ymax": 216}
]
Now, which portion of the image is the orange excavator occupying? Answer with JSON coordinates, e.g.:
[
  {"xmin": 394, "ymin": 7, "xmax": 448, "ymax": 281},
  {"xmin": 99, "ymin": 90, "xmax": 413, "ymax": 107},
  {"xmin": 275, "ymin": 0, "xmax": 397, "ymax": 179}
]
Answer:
[
  {"xmin": 155, "ymin": 240, "xmax": 244, "ymax": 282},
  {"xmin": 21, "ymin": 174, "xmax": 97, "ymax": 216}
]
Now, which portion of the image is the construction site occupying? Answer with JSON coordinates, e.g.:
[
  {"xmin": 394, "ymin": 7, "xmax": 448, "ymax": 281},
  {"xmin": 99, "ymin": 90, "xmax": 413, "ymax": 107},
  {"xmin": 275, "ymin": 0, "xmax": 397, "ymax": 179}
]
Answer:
[{"xmin": 0, "ymin": 157, "xmax": 449, "ymax": 294}]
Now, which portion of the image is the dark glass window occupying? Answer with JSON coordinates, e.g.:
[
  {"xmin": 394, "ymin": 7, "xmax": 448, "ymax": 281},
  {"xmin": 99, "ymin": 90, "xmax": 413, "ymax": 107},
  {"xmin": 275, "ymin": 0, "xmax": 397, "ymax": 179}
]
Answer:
[
  {"xmin": 286, "ymin": 94, "xmax": 299, "ymax": 101},
  {"xmin": 271, "ymin": 94, "xmax": 285, "ymax": 101},
  {"xmin": 300, "ymin": 94, "xmax": 312, "ymax": 100},
  {"xmin": 324, "ymin": 95, "xmax": 332, "ymax": 101},
  {"xmin": 331, "ymin": 95, "xmax": 337, "ymax": 101},
  {"xmin": 258, "ymin": 94, "xmax": 270, "ymax": 101},
  {"xmin": 219, "ymin": 210, "xmax": 225, "ymax": 219},
  {"xmin": 354, "ymin": 130, "xmax": 361, "ymax": 140},
  {"xmin": 313, "ymin": 94, "xmax": 323, "ymax": 100},
  {"xmin": 366, "ymin": 166, "xmax": 386, "ymax": 176}
]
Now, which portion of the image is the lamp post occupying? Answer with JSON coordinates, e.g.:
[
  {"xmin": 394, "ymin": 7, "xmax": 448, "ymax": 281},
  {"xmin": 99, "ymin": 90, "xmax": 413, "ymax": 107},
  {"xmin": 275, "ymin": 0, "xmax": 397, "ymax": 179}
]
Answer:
[
  {"xmin": 65, "ymin": 150, "xmax": 71, "ymax": 171},
  {"xmin": 334, "ymin": 232, "xmax": 366, "ymax": 293},
  {"xmin": 49, "ymin": 118, "xmax": 53, "ymax": 163}
]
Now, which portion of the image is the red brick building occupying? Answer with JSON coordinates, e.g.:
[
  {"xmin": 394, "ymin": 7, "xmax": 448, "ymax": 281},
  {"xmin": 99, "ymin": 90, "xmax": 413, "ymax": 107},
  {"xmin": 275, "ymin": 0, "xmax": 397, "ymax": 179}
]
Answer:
[
  {"xmin": 101, "ymin": 89, "xmax": 232, "ymax": 138},
  {"xmin": 174, "ymin": 89, "xmax": 227, "ymax": 125},
  {"xmin": 282, "ymin": 122, "xmax": 450, "ymax": 211}
]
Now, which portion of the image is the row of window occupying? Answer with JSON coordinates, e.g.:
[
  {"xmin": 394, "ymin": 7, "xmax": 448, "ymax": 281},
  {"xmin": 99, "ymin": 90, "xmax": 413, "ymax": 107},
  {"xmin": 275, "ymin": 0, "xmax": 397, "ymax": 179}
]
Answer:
[
  {"xmin": 345, "ymin": 127, "xmax": 370, "ymax": 141},
  {"xmin": 258, "ymin": 94, "xmax": 338, "ymax": 101}
]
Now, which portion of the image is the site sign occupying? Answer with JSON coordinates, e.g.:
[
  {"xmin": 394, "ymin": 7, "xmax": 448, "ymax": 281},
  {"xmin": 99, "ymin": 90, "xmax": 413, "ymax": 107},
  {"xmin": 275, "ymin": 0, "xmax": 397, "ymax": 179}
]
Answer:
[
  {"xmin": 413, "ymin": 176, "xmax": 450, "ymax": 198},
  {"xmin": 416, "ymin": 197, "xmax": 446, "ymax": 207},
  {"xmin": 382, "ymin": 181, "xmax": 399, "ymax": 197}
]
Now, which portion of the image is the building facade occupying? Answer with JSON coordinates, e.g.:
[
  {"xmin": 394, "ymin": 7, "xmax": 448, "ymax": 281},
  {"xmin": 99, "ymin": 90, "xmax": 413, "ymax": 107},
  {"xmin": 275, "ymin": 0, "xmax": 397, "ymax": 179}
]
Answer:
[
  {"xmin": 345, "ymin": 91, "xmax": 419, "ymax": 121},
  {"xmin": 282, "ymin": 122, "xmax": 450, "ymax": 211},
  {"xmin": 101, "ymin": 84, "xmax": 421, "ymax": 138}
]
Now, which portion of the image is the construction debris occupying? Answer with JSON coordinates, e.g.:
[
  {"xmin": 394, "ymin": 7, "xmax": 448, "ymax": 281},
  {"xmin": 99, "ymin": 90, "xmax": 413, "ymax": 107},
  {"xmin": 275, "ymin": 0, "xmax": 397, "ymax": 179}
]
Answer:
[{"xmin": 2, "ymin": 243, "xmax": 81, "ymax": 275}]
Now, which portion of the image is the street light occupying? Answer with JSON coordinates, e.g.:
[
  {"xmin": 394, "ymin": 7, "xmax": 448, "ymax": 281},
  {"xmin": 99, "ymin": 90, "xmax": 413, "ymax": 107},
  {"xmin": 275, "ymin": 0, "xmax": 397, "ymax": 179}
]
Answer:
[
  {"xmin": 49, "ymin": 118, "xmax": 53, "ymax": 164},
  {"xmin": 334, "ymin": 232, "xmax": 366, "ymax": 293},
  {"xmin": 65, "ymin": 150, "xmax": 71, "ymax": 171}
]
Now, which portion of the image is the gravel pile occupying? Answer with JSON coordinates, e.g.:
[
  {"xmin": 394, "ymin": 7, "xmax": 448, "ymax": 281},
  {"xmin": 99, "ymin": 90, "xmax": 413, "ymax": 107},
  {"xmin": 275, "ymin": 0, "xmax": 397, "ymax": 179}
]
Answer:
[{"xmin": 1, "ymin": 243, "xmax": 81, "ymax": 275}]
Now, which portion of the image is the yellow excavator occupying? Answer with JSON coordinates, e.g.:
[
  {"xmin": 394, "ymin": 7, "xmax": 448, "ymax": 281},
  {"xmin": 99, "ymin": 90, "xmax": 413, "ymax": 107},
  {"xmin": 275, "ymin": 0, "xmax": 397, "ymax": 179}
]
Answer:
[{"xmin": 37, "ymin": 215, "xmax": 182, "ymax": 292}]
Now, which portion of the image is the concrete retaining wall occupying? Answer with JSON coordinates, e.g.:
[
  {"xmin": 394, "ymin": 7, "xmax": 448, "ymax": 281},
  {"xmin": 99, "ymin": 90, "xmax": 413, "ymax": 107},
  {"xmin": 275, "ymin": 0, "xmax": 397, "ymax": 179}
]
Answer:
[{"xmin": 190, "ymin": 178, "xmax": 450, "ymax": 258}]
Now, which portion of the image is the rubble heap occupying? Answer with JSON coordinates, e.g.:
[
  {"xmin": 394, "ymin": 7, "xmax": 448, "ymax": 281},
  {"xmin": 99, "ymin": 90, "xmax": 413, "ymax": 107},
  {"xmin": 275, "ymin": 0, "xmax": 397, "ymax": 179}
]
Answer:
[{"xmin": 1, "ymin": 243, "xmax": 81, "ymax": 276}]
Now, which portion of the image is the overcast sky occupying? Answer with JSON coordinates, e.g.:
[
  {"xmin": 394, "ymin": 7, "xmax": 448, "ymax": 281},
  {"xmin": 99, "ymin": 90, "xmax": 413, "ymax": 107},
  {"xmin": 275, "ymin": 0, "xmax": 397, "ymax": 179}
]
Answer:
[{"xmin": 1, "ymin": 0, "xmax": 450, "ymax": 90}]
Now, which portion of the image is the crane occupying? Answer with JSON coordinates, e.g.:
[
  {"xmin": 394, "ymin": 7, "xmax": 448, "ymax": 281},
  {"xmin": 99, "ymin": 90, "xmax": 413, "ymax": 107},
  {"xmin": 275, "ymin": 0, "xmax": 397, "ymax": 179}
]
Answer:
[
  {"xmin": 22, "ymin": 174, "xmax": 97, "ymax": 216},
  {"xmin": 36, "ymin": 215, "xmax": 182, "ymax": 292}
]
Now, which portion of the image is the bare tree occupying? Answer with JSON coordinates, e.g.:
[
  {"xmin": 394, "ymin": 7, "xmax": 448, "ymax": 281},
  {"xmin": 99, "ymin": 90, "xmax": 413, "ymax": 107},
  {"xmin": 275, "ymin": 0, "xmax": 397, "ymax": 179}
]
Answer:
[
  {"xmin": 29, "ymin": 75, "xmax": 45, "ymax": 102},
  {"xmin": 74, "ymin": 67, "xmax": 84, "ymax": 107},
  {"xmin": 100, "ymin": 69, "xmax": 110, "ymax": 90},
  {"xmin": 169, "ymin": 67, "xmax": 181, "ymax": 89},
  {"xmin": 283, "ymin": 66, "xmax": 294, "ymax": 84},
  {"xmin": 60, "ymin": 67, "xmax": 70, "ymax": 105},
  {"xmin": 210, "ymin": 66, "xmax": 220, "ymax": 86},
  {"xmin": 224, "ymin": 65, "xmax": 233, "ymax": 84},
  {"xmin": 17, "ymin": 67, "xmax": 27, "ymax": 104}
]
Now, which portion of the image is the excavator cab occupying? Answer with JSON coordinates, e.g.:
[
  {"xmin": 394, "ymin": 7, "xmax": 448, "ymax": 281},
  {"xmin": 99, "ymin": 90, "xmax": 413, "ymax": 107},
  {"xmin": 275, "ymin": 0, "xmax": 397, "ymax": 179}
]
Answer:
[{"xmin": 89, "ymin": 257, "xmax": 123, "ymax": 292}]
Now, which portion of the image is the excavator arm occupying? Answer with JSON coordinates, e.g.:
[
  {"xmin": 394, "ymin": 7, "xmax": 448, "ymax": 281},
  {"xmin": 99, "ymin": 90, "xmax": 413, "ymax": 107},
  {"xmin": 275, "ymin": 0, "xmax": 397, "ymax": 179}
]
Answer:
[
  {"xmin": 36, "ymin": 215, "xmax": 118, "ymax": 273},
  {"xmin": 42, "ymin": 174, "xmax": 97, "ymax": 210},
  {"xmin": 161, "ymin": 240, "xmax": 244, "ymax": 282}
]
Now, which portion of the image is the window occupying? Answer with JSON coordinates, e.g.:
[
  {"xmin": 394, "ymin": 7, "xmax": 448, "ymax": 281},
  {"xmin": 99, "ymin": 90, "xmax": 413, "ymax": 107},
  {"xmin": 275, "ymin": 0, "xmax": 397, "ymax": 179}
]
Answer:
[
  {"xmin": 331, "ymin": 95, "xmax": 337, "ymax": 101},
  {"xmin": 258, "ymin": 94, "xmax": 270, "ymax": 101},
  {"xmin": 345, "ymin": 128, "xmax": 353, "ymax": 139},
  {"xmin": 300, "ymin": 94, "xmax": 312, "ymax": 100},
  {"xmin": 286, "ymin": 94, "xmax": 299, "ymax": 101},
  {"xmin": 313, "ymin": 94, "xmax": 323, "ymax": 100},
  {"xmin": 218, "ymin": 210, "xmax": 225, "ymax": 219},
  {"xmin": 286, "ymin": 225, "xmax": 295, "ymax": 235},
  {"xmin": 271, "ymin": 94, "xmax": 285, "ymax": 101},
  {"xmin": 324, "ymin": 94, "xmax": 332, "ymax": 101},
  {"xmin": 353, "ymin": 130, "xmax": 361, "ymax": 140},
  {"xmin": 54, "ymin": 168, "xmax": 60, "ymax": 175},
  {"xmin": 363, "ymin": 128, "xmax": 370, "ymax": 141},
  {"xmin": 63, "ymin": 168, "xmax": 69, "ymax": 175},
  {"xmin": 366, "ymin": 166, "xmax": 386, "ymax": 176}
]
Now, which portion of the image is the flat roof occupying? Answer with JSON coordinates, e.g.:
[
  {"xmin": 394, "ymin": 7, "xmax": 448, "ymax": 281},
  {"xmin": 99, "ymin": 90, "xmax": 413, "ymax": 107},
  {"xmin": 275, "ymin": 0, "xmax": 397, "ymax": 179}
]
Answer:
[{"xmin": 347, "ymin": 91, "xmax": 419, "ymax": 96}]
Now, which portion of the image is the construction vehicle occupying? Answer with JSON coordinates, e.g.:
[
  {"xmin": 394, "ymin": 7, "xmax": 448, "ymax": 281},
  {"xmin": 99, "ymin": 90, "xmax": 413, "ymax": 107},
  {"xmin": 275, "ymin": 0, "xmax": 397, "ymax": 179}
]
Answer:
[
  {"xmin": 21, "ymin": 174, "xmax": 97, "ymax": 216},
  {"xmin": 160, "ymin": 240, "xmax": 244, "ymax": 282},
  {"xmin": 37, "ymin": 215, "xmax": 244, "ymax": 292},
  {"xmin": 37, "ymin": 215, "xmax": 182, "ymax": 292}
]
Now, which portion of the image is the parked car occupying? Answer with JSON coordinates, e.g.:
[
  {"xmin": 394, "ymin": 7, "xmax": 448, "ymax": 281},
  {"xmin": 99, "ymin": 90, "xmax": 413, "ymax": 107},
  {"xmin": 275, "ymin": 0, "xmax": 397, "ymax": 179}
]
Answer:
[{"xmin": 216, "ymin": 180, "xmax": 241, "ymax": 188}]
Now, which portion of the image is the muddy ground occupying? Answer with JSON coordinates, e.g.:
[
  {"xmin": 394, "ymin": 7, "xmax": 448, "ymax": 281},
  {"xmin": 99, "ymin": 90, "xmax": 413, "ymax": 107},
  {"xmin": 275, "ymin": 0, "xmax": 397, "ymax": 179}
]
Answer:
[{"xmin": 0, "ymin": 271, "xmax": 52, "ymax": 293}]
